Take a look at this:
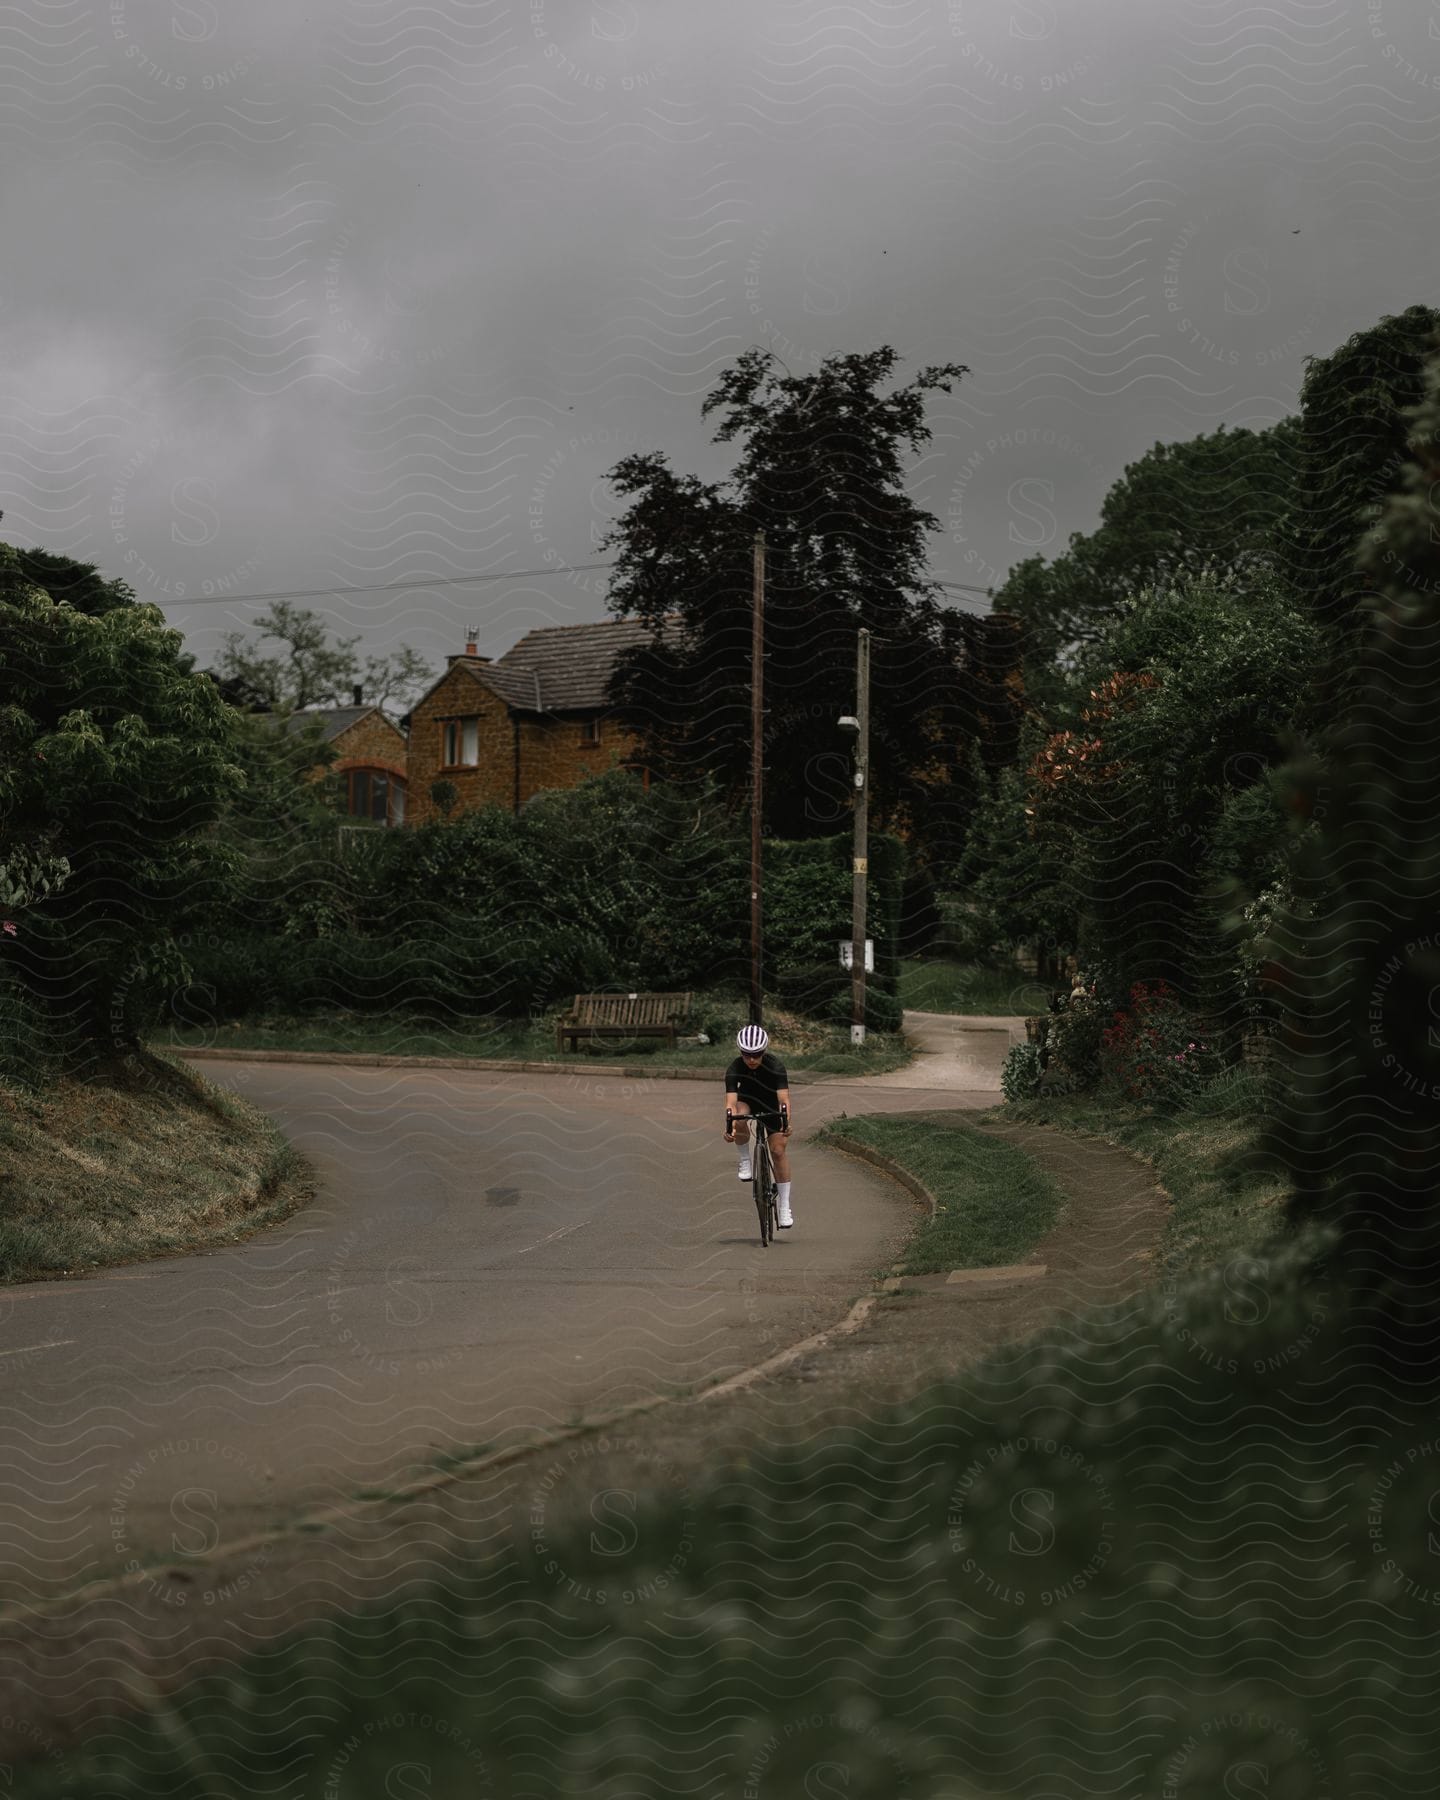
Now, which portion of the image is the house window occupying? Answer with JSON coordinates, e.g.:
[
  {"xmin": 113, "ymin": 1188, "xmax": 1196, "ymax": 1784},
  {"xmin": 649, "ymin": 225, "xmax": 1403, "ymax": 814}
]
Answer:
[
  {"xmin": 579, "ymin": 717, "xmax": 602, "ymax": 747},
  {"xmin": 443, "ymin": 717, "xmax": 480, "ymax": 766},
  {"xmin": 345, "ymin": 768, "xmax": 406, "ymax": 824}
]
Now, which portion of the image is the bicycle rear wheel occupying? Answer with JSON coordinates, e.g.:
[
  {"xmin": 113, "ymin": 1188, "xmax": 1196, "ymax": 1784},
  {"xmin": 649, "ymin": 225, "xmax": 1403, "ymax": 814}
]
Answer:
[{"xmin": 752, "ymin": 1132, "xmax": 773, "ymax": 1247}]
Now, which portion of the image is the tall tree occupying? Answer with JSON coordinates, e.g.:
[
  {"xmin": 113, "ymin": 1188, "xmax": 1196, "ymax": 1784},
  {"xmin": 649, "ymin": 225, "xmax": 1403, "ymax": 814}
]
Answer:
[
  {"xmin": 604, "ymin": 345, "xmax": 1022, "ymax": 864},
  {"xmin": 0, "ymin": 544, "xmax": 242, "ymax": 1076},
  {"xmin": 992, "ymin": 419, "xmax": 1300, "ymax": 718},
  {"xmin": 1282, "ymin": 302, "xmax": 1440, "ymax": 646},
  {"xmin": 212, "ymin": 600, "xmax": 433, "ymax": 714},
  {"xmin": 10, "ymin": 546, "xmax": 138, "ymax": 617},
  {"xmin": 602, "ymin": 347, "xmax": 1019, "ymax": 861},
  {"xmin": 1016, "ymin": 570, "xmax": 1318, "ymax": 998},
  {"xmin": 1271, "ymin": 342, "xmax": 1440, "ymax": 1331}
]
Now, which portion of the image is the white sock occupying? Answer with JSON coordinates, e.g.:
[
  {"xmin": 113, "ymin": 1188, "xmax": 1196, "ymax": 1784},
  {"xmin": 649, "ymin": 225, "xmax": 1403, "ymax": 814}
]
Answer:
[
  {"xmin": 778, "ymin": 1182, "xmax": 792, "ymax": 1223},
  {"xmin": 737, "ymin": 1143, "xmax": 752, "ymax": 1171},
  {"xmin": 778, "ymin": 1182, "xmax": 791, "ymax": 1204}
]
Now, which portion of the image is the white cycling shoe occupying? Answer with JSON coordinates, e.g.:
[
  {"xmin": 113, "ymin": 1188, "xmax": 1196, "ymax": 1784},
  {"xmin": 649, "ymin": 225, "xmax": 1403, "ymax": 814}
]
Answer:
[
  {"xmin": 737, "ymin": 1160, "xmax": 753, "ymax": 1181},
  {"xmin": 778, "ymin": 1199, "xmax": 793, "ymax": 1229}
]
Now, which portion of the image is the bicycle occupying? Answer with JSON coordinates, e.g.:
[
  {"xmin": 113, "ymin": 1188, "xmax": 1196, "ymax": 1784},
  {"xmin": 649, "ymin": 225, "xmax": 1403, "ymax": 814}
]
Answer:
[{"xmin": 727, "ymin": 1106, "xmax": 788, "ymax": 1247}]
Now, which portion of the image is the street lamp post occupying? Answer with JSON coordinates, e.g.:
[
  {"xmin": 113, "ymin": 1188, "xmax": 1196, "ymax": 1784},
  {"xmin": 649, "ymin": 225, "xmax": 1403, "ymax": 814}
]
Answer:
[
  {"xmin": 750, "ymin": 530, "xmax": 766, "ymax": 1024},
  {"xmin": 842, "ymin": 627, "xmax": 871, "ymax": 1046}
]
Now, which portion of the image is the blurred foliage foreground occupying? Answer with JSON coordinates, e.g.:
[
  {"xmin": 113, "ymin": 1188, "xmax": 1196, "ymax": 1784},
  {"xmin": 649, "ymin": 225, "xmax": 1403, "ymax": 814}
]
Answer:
[{"xmin": 15, "ymin": 1248, "xmax": 1437, "ymax": 1799}]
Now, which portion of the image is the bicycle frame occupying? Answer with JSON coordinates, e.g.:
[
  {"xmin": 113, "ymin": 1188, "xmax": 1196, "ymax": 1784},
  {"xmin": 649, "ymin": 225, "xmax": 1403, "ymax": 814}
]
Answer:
[{"xmin": 726, "ymin": 1106, "xmax": 788, "ymax": 1247}]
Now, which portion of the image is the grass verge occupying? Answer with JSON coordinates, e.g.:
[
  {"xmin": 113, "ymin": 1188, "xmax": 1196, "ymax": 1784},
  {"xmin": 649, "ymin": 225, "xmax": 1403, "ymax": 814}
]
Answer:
[
  {"xmin": 14, "ymin": 1251, "xmax": 1434, "ymax": 1799},
  {"xmin": 1005, "ymin": 1065, "xmax": 1287, "ymax": 1277},
  {"xmin": 152, "ymin": 1005, "xmax": 914, "ymax": 1079},
  {"xmin": 897, "ymin": 956, "xmax": 1050, "ymax": 1016},
  {"xmin": 0, "ymin": 1052, "xmax": 311, "ymax": 1282},
  {"xmin": 816, "ymin": 1112, "xmax": 1065, "ymax": 1273}
]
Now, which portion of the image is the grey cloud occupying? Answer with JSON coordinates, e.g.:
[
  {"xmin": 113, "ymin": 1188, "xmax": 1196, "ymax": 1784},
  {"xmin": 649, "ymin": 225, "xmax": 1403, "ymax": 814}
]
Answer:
[{"xmin": 0, "ymin": 0, "xmax": 1432, "ymax": 671}]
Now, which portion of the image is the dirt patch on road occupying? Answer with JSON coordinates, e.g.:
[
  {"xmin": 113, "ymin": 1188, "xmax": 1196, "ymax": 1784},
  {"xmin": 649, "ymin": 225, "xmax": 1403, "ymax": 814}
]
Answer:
[{"xmin": 0, "ymin": 1117, "xmax": 1167, "ymax": 1759}]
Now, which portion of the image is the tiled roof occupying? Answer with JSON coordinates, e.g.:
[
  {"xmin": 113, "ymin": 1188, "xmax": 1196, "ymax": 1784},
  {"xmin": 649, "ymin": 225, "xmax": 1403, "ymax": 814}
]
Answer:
[
  {"xmin": 469, "ymin": 616, "xmax": 677, "ymax": 714},
  {"xmin": 277, "ymin": 706, "xmax": 400, "ymax": 743}
]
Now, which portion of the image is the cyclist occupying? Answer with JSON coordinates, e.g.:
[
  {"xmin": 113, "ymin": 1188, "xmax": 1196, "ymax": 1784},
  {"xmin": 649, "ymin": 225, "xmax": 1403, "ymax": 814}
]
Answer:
[{"xmin": 724, "ymin": 1023, "xmax": 794, "ymax": 1229}]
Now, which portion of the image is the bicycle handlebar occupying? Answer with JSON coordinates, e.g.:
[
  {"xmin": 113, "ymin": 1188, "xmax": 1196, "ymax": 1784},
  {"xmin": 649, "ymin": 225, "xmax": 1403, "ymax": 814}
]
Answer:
[{"xmin": 726, "ymin": 1106, "xmax": 789, "ymax": 1128}]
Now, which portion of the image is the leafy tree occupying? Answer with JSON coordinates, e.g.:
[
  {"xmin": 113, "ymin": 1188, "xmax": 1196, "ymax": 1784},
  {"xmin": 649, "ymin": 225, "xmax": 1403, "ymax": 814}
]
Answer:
[
  {"xmin": 992, "ymin": 420, "xmax": 1300, "ymax": 716},
  {"xmin": 187, "ymin": 710, "xmax": 343, "ymax": 941},
  {"xmin": 212, "ymin": 600, "xmax": 433, "ymax": 714},
  {"xmin": 1270, "ymin": 343, "xmax": 1440, "ymax": 1326},
  {"xmin": 602, "ymin": 347, "xmax": 1021, "ymax": 862},
  {"xmin": 0, "ymin": 544, "xmax": 242, "ymax": 1075},
  {"xmin": 1284, "ymin": 302, "xmax": 1440, "ymax": 645},
  {"xmin": 1025, "ymin": 571, "xmax": 1319, "ymax": 1003},
  {"xmin": 958, "ymin": 736, "xmax": 1080, "ymax": 979},
  {"xmin": 10, "ymin": 545, "xmax": 138, "ymax": 617}
]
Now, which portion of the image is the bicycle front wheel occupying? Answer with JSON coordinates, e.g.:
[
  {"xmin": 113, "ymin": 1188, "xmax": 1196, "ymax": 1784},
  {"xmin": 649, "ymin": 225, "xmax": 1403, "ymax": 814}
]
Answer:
[{"xmin": 752, "ymin": 1133, "xmax": 773, "ymax": 1247}]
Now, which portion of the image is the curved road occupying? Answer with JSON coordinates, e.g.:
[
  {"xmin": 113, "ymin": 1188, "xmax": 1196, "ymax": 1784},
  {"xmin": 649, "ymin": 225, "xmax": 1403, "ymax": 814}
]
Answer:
[{"xmin": 0, "ymin": 1018, "xmax": 1016, "ymax": 1611}]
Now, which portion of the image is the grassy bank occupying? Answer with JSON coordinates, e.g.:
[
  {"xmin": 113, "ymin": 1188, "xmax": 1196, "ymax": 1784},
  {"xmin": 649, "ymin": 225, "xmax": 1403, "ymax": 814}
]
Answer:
[
  {"xmin": 1006, "ymin": 1066, "xmax": 1287, "ymax": 1276},
  {"xmin": 153, "ymin": 1005, "xmax": 913, "ymax": 1078},
  {"xmin": 16, "ymin": 1248, "xmax": 1431, "ymax": 1799},
  {"xmin": 898, "ymin": 957, "xmax": 1048, "ymax": 1016},
  {"xmin": 816, "ymin": 1112, "xmax": 1065, "ymax": 1273},
  {"xmin": 0, "ymin": 1053, "xmax": 311, "ymax": 1282}
]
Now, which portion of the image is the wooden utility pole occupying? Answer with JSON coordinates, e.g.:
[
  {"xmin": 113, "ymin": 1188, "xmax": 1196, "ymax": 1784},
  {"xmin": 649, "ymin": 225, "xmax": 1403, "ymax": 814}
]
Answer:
[
  {"xmin": 750, "ymin": 530, "xmax": 766, "ymax": 1025},
  {"xmin": 851, "ymin": 627, "xmax": 871, "ymax": 1046}
]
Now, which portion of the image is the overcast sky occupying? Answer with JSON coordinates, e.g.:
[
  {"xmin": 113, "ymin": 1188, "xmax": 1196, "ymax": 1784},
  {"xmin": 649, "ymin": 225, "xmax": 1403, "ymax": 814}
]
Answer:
[{"xmin": 3, "ymin": 0, "xmax": 1436, "ymax": 684}]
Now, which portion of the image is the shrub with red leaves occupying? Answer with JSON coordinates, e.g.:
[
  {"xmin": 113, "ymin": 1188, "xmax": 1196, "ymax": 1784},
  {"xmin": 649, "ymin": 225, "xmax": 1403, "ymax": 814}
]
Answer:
[{"xmin": 1099, "ymin": 979, "xmax": 1212, "ymax": 1104}]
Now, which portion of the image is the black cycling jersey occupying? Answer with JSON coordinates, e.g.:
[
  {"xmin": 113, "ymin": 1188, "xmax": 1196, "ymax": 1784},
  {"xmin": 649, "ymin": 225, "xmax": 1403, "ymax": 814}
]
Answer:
[{"xmin": 725, "ymin": 1052, "xmax": 789, "ymax": 1114}]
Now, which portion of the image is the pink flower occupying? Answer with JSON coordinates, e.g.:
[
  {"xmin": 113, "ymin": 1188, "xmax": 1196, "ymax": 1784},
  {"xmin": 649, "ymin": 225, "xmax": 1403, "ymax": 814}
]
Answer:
[{"xmin": 2, "ymin": 921, "xmax": 15, "ymax": 937}]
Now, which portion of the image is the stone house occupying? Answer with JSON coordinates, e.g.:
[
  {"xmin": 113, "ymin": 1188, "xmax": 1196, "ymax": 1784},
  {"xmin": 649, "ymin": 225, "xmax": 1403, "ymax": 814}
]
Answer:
[
  {"xmin": 403, "ymin": 619, "xmax": 660, "ymax": 826},
  {"xmin": 282, "ymin": 692, "xmax": 409, "ymax": 825}
]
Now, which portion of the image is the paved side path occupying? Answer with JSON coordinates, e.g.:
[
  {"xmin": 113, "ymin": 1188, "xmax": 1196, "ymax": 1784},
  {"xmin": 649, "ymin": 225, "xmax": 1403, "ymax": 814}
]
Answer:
[{"xmin": 858, "ymin": 1010, "xmax": 1025, "ymax": 1091}]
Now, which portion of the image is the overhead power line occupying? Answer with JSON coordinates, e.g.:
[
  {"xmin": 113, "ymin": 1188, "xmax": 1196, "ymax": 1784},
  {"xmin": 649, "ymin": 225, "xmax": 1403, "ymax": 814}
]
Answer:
[
  {"xmin": 141, "ymin": 563, "xmax": 997, "ymax": 612},
  {"xmin": 146, "ymin": 560, "xmax": 619, "ymax": 610}
]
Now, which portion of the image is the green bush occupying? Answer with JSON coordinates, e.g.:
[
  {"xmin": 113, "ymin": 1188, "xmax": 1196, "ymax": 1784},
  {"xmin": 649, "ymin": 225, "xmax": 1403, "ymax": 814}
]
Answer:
[
  {"xmin": 766, "ymin": 830, "xmax": 907, "ymax": 987},
  {"xmin": 189, "ymin": 778, "xmax": 908, "ymax": 1027},
  {"xmin": 898, "ymin": 862, "xmax": 941, "ymax": 954},
  {"xmin": 0, "ymin": 973, "xmax": 60, "ymax": 1089},
  {"xmin": 769, "ymin": 959, "xmax": 846, "ymax": 1014},
  {"xmin": 181, "ymin": 926, "xmax": 611, "ymax": 1022},
  {"xmin": 932, "ymin": 892, "xmax": 994, "ymax": 962},
  {"xmin": 1000, "ymin": 1041, "xmax": 1043, "ymax": 1101},
  {"xmin": 820, "ymin": 981, "xmax": 902, "ymax": 1034},
  {"xmin": 769, "ymin": 957, "xmax": 901, "ymax": 1031},
  {"xmin": 1043, "ymin": 973, "xmax": 1114, "ymax": 1090}
]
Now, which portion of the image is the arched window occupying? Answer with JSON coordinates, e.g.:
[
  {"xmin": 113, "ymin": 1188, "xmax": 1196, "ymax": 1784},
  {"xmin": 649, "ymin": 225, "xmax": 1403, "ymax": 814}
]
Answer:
[{"xmin": 344, "ymin": 767, "xmax": 406, "ymax": 824}]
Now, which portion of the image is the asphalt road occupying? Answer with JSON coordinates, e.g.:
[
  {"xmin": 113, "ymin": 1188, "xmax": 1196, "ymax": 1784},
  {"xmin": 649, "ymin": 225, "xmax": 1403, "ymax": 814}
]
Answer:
[{"xmin": 0, "ymin": 1030, "xmax": 1015, "ymax": 1611}]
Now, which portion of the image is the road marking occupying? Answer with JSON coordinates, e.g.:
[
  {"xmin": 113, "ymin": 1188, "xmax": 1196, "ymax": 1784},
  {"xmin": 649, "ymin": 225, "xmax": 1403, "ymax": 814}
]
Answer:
[
  {"xmin": 512, "ymin": 1220, "xmax": 591, "ymax": 1257},
  {"xmin": 0, "ymin": 1340, "xmax": 75, "ymax": 1359}
]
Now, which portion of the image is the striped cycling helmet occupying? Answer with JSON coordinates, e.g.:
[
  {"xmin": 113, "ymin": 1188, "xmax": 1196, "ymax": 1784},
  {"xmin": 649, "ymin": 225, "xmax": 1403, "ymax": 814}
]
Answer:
[{"xmin": 737, "ymin": 1024, "xmax": 770, "ymax": 1054}]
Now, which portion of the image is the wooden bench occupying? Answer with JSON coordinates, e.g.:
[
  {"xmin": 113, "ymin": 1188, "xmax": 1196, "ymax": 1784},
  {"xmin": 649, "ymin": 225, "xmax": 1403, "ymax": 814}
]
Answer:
[{"xmin": 556, "ymin": 991, "xmax": 693, "ymax": 1053}]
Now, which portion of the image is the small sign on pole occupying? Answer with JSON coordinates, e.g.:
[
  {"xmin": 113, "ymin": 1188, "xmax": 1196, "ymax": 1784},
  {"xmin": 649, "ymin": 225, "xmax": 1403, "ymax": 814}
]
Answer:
[{"xmin": 838, "ymin": 939, "xmax": 874, "ymax": 973}]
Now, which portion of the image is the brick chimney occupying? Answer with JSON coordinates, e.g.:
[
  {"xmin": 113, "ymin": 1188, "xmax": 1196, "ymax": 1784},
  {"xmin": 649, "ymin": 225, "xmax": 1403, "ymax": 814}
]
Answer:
[{"xmin": 447, "ymin": 625, "xmax": 490, "ymax": 668}]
